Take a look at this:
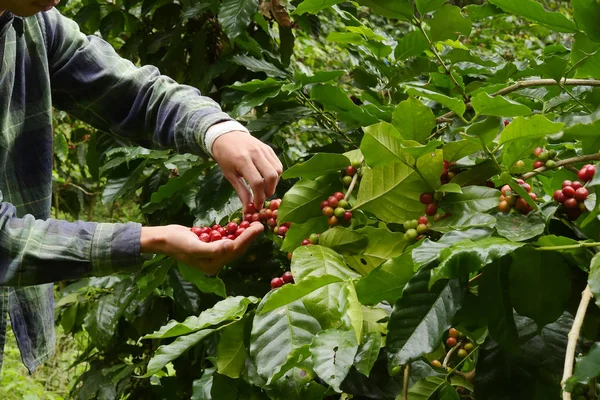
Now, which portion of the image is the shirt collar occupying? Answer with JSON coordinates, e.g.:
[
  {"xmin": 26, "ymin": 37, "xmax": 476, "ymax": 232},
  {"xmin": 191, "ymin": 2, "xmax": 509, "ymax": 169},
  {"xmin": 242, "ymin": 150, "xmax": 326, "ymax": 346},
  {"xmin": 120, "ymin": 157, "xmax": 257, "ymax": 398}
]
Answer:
[{"xmin": 0, "ymin": 11, "xmax": 23, "ymax": 38}]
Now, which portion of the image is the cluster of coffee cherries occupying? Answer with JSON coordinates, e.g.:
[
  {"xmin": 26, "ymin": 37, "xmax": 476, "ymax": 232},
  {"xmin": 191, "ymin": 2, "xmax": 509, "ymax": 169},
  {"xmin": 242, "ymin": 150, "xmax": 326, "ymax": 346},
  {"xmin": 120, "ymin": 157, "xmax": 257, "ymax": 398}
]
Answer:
[
  {"xmin": 243, "ymin": 199, "xmax": 290, "ymax": 237},
  {"xmin": 430, "ymin": 327, "xmax": 473, "ymax": 368},
  {"xmin": 532, "ymin": 147, "xmax": 558, "ymax": 170},
  {"xmin": 342, "ymin": 161, "xmax": 361, "ymax": 187},
  {"xmin": 554, "ymin": 180, "xmax": 589, "ymax": 221},
  {"xmin": 191, "ymin": 221, "xmax": 250, "ymax": 242},
  {"xmin": 403, "ymin": 216, "xmax": 430, "ymax": 241},
  {"xmin": 321, "ymin": 192, "xmax": 352, "ymax": 226},
  {"xmin": 301, "ymin": 233, "xmax": 320, "ymax": 246},
  {"xmin": 270, "ymin": 271, "xmax": 294, "ymax": 290},
  {"xmin": 440, "ymin": 160, "xmax": 456, "ymax": 185},
  {"xmin": 578, "ymin": 163, "xmax": 596, "ymax": 182},
  {"xmin": 498, "ymin": 179, "xmax": 537, "ymax": 214},
  {"xmin": 419, "ymin": 192, "xmax": 439, "ymax": 217}
]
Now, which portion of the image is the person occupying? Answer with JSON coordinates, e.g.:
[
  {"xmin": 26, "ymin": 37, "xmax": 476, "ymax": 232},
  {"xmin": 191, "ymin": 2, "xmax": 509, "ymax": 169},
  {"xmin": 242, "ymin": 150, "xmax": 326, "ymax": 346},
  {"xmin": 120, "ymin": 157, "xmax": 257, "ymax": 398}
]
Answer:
[{"xmin": 0, "ymin": 0, "xmax": 283, "ymax": 375}]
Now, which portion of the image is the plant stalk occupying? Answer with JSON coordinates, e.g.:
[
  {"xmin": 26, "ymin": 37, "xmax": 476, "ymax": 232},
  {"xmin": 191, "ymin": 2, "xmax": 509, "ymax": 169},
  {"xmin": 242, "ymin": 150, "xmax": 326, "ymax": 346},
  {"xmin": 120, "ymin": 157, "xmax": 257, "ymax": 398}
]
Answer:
[
  {"xmin": 522, "ymin": 153, "xmax": 600, "ymax": 180},
  {"xmin": 403, "ymin": 363, "xmax": 410, "ymax": 400}
]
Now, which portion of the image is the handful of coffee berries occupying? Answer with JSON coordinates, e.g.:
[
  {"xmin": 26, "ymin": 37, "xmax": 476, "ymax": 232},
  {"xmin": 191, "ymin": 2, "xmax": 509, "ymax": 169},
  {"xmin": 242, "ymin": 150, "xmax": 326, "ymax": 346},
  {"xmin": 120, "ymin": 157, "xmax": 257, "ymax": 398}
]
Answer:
[
  {"xmin": 242, "ymin": 199, "xmax": 291, "ymax": 237},
  {"xmin": 190, "ymin": 221, "xmax": 250, "ymax": 242},
  {"xmin": 321, "ymin": 192, "xmax": 352, "ymax": 227},
  {"xmin": 270, "ymin": 271, "xmax": 294, "ymax": 290},
  {"xmin": 554, "ymin": 180, "xmax": 589, "ymax": 221},
  {"xmin": 498, "ymin": 179, "xmax": 537, "ymax": 215}
]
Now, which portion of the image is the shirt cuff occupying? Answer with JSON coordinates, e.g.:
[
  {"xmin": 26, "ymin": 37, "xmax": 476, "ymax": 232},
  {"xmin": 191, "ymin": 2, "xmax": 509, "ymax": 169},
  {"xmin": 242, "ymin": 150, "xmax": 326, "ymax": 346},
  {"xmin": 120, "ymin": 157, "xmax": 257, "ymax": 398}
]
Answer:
[
  {"xmin": 204, "ymin": 121, "xmax": 250, "ymax": 157},
  {"xmin": 91, "ymin": 222, "xmax": 143, "ymax": 277}
]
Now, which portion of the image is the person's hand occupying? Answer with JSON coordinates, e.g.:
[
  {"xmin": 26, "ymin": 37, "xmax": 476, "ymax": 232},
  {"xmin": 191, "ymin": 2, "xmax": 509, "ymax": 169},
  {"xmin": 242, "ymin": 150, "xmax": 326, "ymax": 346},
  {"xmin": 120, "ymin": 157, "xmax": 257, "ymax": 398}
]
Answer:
[
  {"xmin": 140, "ymin": 222, "xmax": 264, "ymax": 275},
  {"xmin": 211, "ymin": 131, "xmax": 283, "ymax": 211}
]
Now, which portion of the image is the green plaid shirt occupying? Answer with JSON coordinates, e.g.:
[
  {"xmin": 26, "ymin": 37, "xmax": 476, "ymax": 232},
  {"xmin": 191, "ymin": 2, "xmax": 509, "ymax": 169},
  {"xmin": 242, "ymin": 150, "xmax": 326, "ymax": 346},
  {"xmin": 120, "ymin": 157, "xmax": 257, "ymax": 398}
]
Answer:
[{"xmin": 0, "ymin": 9, "xmax": 234, "ymax": 373}]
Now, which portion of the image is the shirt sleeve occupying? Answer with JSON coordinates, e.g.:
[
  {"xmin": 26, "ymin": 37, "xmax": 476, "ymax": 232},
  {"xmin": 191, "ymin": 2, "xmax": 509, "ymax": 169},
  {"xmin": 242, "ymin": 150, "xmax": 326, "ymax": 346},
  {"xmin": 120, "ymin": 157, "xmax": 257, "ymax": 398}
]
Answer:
[
  {"xmin": 0, "ymin": 194, "xmax": 142, "ymax": 287},
  {"xmin": 39, "ymin": 9, "xmax": 236, "ymax": 156}
]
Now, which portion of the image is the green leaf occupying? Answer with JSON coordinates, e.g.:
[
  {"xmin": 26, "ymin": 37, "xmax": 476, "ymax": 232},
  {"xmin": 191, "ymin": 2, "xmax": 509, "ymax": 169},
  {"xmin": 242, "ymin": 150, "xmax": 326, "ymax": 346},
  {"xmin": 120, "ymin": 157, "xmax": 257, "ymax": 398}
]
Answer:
[
  {"xmin": 310, "ymin": 329, "xmax": 358, "ymax": 392},
  {"xmin": 282, "ymin": 153, "xmax": 350, "ymax": 180},
  {"xmin": 440, "ymin": 186, "xmax": 500, "ymax": 213},
  {"xmin": 354, "ymin": 332, "xmax": 382, "ymax": 377},
  {"xmin": 345, "ymin": 226, "xmax": 407, "ymax": 275},
  {"xmin": 535, "ymin": 235, "xmax": 593, "ymax": 268},
  {"xmin": 191, "ymin": 368, "xmax": 214, "ymax": 400},
  {"xmin": 429, "ymin": 212, "xmax": 496, "ymax": 233},
  {"xmin": 294, "ymin": 0, "xmax": 342, "ymax": 15},
  {"xmin": 143, "ymin": 329, "xmax": 217, "ymax": 377},
  {"xmin": 360, "ymin": 122, "xmax": 413, "ymax": 167},
  {"xmin": 143, "ymin": 296, "xmax": 258, "ymax": 339},
  {"xmin": 291, "ymin": 245, "xmax": 361, "ymax": 281},
  {"xmin": 231, "ymin": 55, "xmax": 287, "ymax": 78},
  {"xmin": 258, "ymin": 275, "xmax": 344, "ymax": 314},
  {"xmin": 479, "ymin": 258, "xmax": 519, "ymax": 352},
  {"xmin": 229, "ymin": 77, "xmax": 282, "ymax": 92},
  {"xmin": 102, "ymin": 159, "xmax": 149, "ymax": 204},
  {"xmin": 408, "ymin": 377, "xmax": 445, "ymax": 400},
  {"xmin": 394, "ymin": 30, "xmax": 429, "ymax": 60},
  {"xmin": 571, "ymin": 33, "xmax": 600, "ymax": 78},
  {"xmin": 268, "ymin": 345, "xmax": 312, "ymax": 384},
  {"xmin": 588, "ymin": 252, "xmax": 600, "ymax": 309},
  {"xmin": 428, "ymin": 5, "xmax": 472, "ymax": 42},
  {"xmin": 499, "ymin": 115, "xmax": 564, "ymax": 146},
  {"xmin": 392, "ymin": 97, "xmax": 436, "ymax": 144},
  {"xmin": 149, "ymin": 167, "xmax": 203, "ymax": 205},
  {"xmin": 310, "ymin": 84, "xmax": 378, "ymax": 125},
  {"xmin": 278, "ymin": 176, "xmax": 338, "ymax": 223},
  {"xmin": 442, "ymin": 139, "xmax": 482, "ymax": 163},
  {"xmin": 509, "ymin": 248, "xmax": 571, "ymax": 327},
  {"xmin": 355, "ymin": 163, "xmax": 432, "ymax": 224},
  {"xmin": 438, "ymin": 383, "xmax": 460, "ymax": 400},
  {"xmin": 295, "ymin": 70, "xmax": 345, "ymax": 85},
  {"xmin": 572, "ymin": 343, "xmax": 600, "ymax": 383},
  {"xmin": 573, "ymin": 0, "xmax": 600, "ymax": 42},
  {"xmin": 250, "ymin": 296, "xmax": 322, "ymax": 380},
  {"xmin": 356, "ymin": 251, "xmax": 416, "ymax": 305},
  {"xmin": 465, "ymin": 116, "xmax": 502, "ymax": 147},
  {"xmin": 218, "ymin": 0, "xmax": 258, "ymax": 39},
  {"xmin": 430, "ymin": 237, "xmax": 525, "ymax": 286},
  {"xmin": 488, "ymin": 0, "xmax": 577, "ymax": 33},
  {"xmin": 178, "ymin": 263, "xmax": 227, "ymax": 298},
  {"xmin": 495, "ymin": 212, "xmax": 546, "ymax": 242},
  {"xmin": 338, "ymin": 282, "xmax": 363, "ymax": 342},
  {"xmin": 415, "ymin": 0, "xmax": 447, "ymax": 15},
  {"xmin": 386, "ymin": 267, "xmax": 463, "ymax": 366},
  {"xmin": 327, "ymin": 31, "xmax": 364, "ymax": 44},
  {"xmin": 281, "ymin": 216, "xmax": 330, "ymax": 253},
  {"xmin": 417, "ymin": 149, "xmax": 444, "ymax": 190},
  {"xmin": 54, "ymin": 132, "xmax": 68, "ymax": 162},
  {"xmin": 470, "ymin": 93, "xmax": 532, "ymax": 117},
  {"xmin": 406, "ymin": 87, "xmax": 466, "ymax": 116},
  {"xmin": 355, "ymin": 0, "xmax": 414, "ymax": 20},
  {"xmin": 216, "ymin": 319, "xmax": 247, "ymax": 378},
  {"xmin": 318, "ymin": 227, "xmax": 369, "ymax": 255}
]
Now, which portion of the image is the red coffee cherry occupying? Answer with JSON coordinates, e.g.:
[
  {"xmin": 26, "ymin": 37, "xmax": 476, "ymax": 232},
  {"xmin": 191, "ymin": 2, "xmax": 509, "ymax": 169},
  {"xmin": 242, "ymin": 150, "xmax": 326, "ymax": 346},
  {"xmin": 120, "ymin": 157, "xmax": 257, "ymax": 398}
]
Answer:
[
  {"xmin": 448, "ymin": 328, "xmax": 459, "ymax": 338},
  {"xmin": 239, "ymin": 221, "xmax": 250, "ymax": 229},
  {"xmin": 498, "ymin": 200, "xmax": 511, "ymax": 213},
  {"xmin": 564, "ymin": 198, "xmax": 578, "ymax": 209},
  {"xmin": 446, "ymin": 337, "xmax": 457, "ymax": 347},
  {"xmin": 504, "ymin": 119, "xmax": 510, "ymax": 126},
  {"xmin": 562, "ymin": 186, "xmax": 575, "ymax": 198},
  {"xmin": 199, "ymin": 233, "xmax": 211, "ymax": 243},
  {"xmin": 322, "ymin": 206, "xmax": 334, "ymax": 217},
  {"xmin": 554, "ymin": 190, "xmax": 565, "ymax": 203},
  {"xmin": 244, "ymin": 213, "xmax": 253, "ymax": 222},
  {"xmin": 191, "ymin": 227, "xmax": 203, "ymax": 236},
  {"xmin": 501, "ymin": 185, "xmax": 512, "ymax": 196},
  {"xmin": 533, "ymin": 160, "xmax": 544, "ymax": 169},
  {"xmin": 418, "ymin": 216, "xmax": 429, "ymax": 225},
  {"xmin": 328, "ymin": 215, "xmax": 339, "ymax": 226},
  {"xmin": 425, "ymin": 203, "xmax": 438, "ymax": 216},
  {"xmin": 328, "ymin": 196, "xmax": 339, "ymax": 208},
  {"xmin": 571, "ymin": 181, "xmax": 583, "ymax": 190},
  {"xmin": 212, "ymin": 224, "xmax": 221, "ymax": 231},
  {"xmin": 320, "ymin": 200, "xmax": 329, "ymax": 209},
  {"xmin": 270, "ymin": 199, "xmax": 281, "ymax": 210},
  {"xmin": 265, "ymin": 209, "xmax": 274, "ymax": 219},
  {"xmin": 533, "ymin": 147, "xmax": 544, "ymax": 157},
  {"xmin": 334, "ymin": 192, "xmax": 345, "ymax": 201},
  {"xmin": 344, "ymin": 211, "xmax": 352, "ymax": 220},
  {"xmin": 277, "ymin": 225, "xmax": 288, "ymax": 236},
  {"xmin": 301, "ymin": 239, "xmax": 311, "ymax": 246},
  {"xmin": 210, "ymin": 231, "xmax": 222, "ymax": 241},
  {"xmin": 282, "ymin": 271, "xmax": 294, "ymax": 283},
  {"xmin": 267, "ymin": 218, "xmax": 277, "ymax": 228},
  {"xmin": 520, "ymin": 183, "xmax": 531, "ymax": 192},
  {"xmin": 575, "ymin": 187, "xmax": 589, "ymax": 201},
  {"xmin": 227, "ymin": 234, "xmax": 236, "ymax": 240},
  {"xmin": 270, "ymin": 277, "xmax": 284, "ymax": 289},
  {"xmin": 246, "ymin": 203, "xmax": 257, "ymax": 214},
  {"xmin": 562, "ymin": 180, "xmax": 572, "ymax": 188},
  {"xmin": 235, "ymin": 228, "xmax": 245, "ymax": 237},
  {"xmin": 226, "ymin": 222, "xmax": 238, "ymax": 234},
  {"xmin": 345, "ymin": 166, "xmax": 356, "ymax": 176},
  {"xmin": 420, "ymin": 193, "xmax": 434, "ymax": 205}
]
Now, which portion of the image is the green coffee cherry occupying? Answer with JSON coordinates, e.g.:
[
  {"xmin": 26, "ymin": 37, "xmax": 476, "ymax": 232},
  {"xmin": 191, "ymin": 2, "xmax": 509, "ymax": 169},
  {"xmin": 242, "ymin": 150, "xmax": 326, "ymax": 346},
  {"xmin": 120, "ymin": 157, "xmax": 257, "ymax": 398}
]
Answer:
[{"xmin": 545, "ymin": 159, "xmax": 557, "ymax": 169}]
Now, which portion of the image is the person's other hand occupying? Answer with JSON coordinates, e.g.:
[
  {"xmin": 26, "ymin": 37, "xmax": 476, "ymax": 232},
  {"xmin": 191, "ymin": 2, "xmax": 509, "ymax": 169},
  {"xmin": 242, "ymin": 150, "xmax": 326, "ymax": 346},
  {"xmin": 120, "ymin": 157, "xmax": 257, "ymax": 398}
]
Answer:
[
  {"xmin": 140, "ymin": 222, "xmax": 264, "ymax": 275},
  {"xmin": 211, "ymin": 131, "xmax": 283, "ymax": 211}
]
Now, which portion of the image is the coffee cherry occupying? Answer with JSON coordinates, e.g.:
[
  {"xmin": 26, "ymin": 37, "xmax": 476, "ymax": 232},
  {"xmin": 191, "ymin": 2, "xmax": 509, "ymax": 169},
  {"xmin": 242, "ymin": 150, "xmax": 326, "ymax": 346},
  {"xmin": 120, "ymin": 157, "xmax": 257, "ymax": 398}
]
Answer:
[
  {"xmin": 338, "ymin": 199, "xmax": 349, "ymax": 209},
  {"xmin": 404, "ymin": 220, "xmax": 418, "ymax": 230},
  {"xmin": 271, "ymin": 277, "xmax": 284, "ymax": 289},
  {"xmin": 538, "ymin": 151, "xmax": 549, "ymax": 162},
  {"xmin": 267, "ymin": 218, "xmax": 277, "ymax": 228},
  {"xmin": 301, "ymin": 239, "xmax": 311, "ymax": 246},
  {"xmin": 334, "ymin": 207, "xmax": 346, "ymax": 218},
  {"xmin": 328, "ymin": 215, "xmax": 339, "ymax": 226},
  {"xmin": 334, "ymin": 192, "xmax": 345, "ymax": 201},
  {"xmin": 212, "ymin": 224, "xmax": 221, "ymax": 231},
  {"xmin": 191, "ymin": 227, "xmax": 203, "ymax": 236},
  {"xmin": 528, "ymin": 192, "xmax": 537, "ymax": 202},
  {"xmin": 571, "ymin": 181, "xmax": 583, "ymax": 190},
  {"xmin": 431, "ymin": 360, "xmax": 442, "ymax": 368},
  {"xmin": 505, "ymin": 195, "xmax": 516, "ymax": 205},
  {"xmin": 501, "ymin": 185, "xmax": 512, "ymax": 196},
  {"xmin": 226, "ymin": 222, "xmax": 238, "ymax": 234},
  {"xmin": 342, "ymin": 175, "xmax": 353, "ymax": 187},
  {"xmin": 554, "ymin": 190, "xmax": 565, "ymax": 203},
  {"xmin": 418, "ymin": 216, "xmax": 429, "ymax": 225},
  {"xmin": 562, "ymin": 180, "xmax": 572, "ymax": 188},
  {"xmin": 244, "ymin": 213, "xmax": 253, "ymax": 222},
  {"xmin": 580, "ymin": 202, "xmax": 588, "ymax": 212},
  {"xmin": 270, "ymin": 199, "xmax": 281, "ymax": 210},
  {"xmin": 390, "ymin": 365, "xmax": 402, "ymax": 376},
  {"xmin": 264, "ymin": 209, "xmax": 273, "ymax": 219},
  {"xmin": 448, "ymin": 328, "xmax": 459, "ymax": 338},
  {"xmin": 564, "ymin": 198, "xmax": 578, "ymax": 209},
  {"xmin": 533, "ymin": 147, "xmax": 544, "ymax": 157},
  {"xmin": 246, "ymin": 203, "xmax": 257, "ymax": 214},
  {"xmin": 320, "ymin": 200, "xmax": 329, "ymax": 209},
  {"xmin": 520, "ymin": 182, "xmax": 531, "ymax": 192},
  {"xmin": 309, "ymin": 233, "xmax": 320, "ymax": 244},
  {"xmin": 516, "ymin": 178, "xmax": 525, "ymax": 184},
  {"xmin": 575, "ymin": 187, "xmax": 589, "ymax": 201},
  {"xmin": 425, "ymin": 203, "xmax": 438, "ymax": 216},
  {"xmin": 433, "ymin": 212, "xmax": 445, "ymax": 222},
  {"xmin": 563, "ymin": 186, "xmax": 575, "ymax": 198},
  {"xmin": 545, "ymin": 160, "xmax": 557, "ymax": 169},
  {"xmin": 463, "ymin": 342, "xmax": 473, "ymax": 351},
  {"xmin": 515, "ymin": 197, "xmax": 530, "ymax": 213},
  {"xmin": 515, "ymin": 160, "xmax": 525, "ymax": 168},
  {"xmin": 420, "ymin": 193, "xmax": 434, "ymax": 205},
  {"xmin": 217, "ymin": 227, "xmax": 227, "ymax": 236},
  {"xmin": 277, "ymin": 225, "xmax": 288, "ymax": 236},
  {"xmin": 282, "ymin": 271, "xmax": 294, "ymax": 283},
  {"xmin": 579, "ymin": 164, "xmax": 596, "ymax": 182},
  {"xmin": 417, "ymin": 223, "xmax": 429, "ymax": 234},
  {"xmin": 239, "ymin": 220, "xmax": 250, "ymax": 229},
  {"xmin": 457, "ymin": 349, "xmax": 468, "ymax": 358},
  {"xmin": 199, "ymin": 233, "xmax": 211, "ymax": 243},
  {"xmin": 345, "ymin": 165, "xmax": 356, "ymax": 176},
  {"xmin": 251, "ymin": 213, "xmax": 260, "ymax": 222},
  {"xmin": 235, "ymin": 228, "xmax": 245, "ymax": 237},
  {"xmin": 344, "ymin": 211, "xmax": 352, "ymax": 220},
  {"xmin": 211, "ymin": 231, "xmax": 222, "ymax": 241},
  {"xmin": 404, "ymin": 228, "xmax": 418, "ymax": 241},
  {"xmin": 287, "ymin": 252, "xmax": 293, "ymax": 260},
  {"xmin": 504, "ymin": 119, "xmax": 510, "ymax": 126},
  {"xmin": 264, "ymin": 200, "xmax": 271, "ymax": 209},
  {"xmin": 227, "ymin": 234, "xmax": 236, "ymax": 240},
  {"xmin": 547, "ymin": 149, "xmax": 557, "ymax": 159},
  {"xmin": 322, "ymin": 206, "xmax": 334, "ymax": 217},
  {"xmin": 446, "ymin": 337, "xmax": 457, "ymax": 347},
  {"xmin": 328, "ymin": 196, "xmax": 339, "ymax": 208},
  {"xmin": 351, "ymin": 160, "xmax": 362, "ymax": 169},
  {"xmin": 259, "ymin": 209, "xmax": 268, "ymax": 220},
  {"xmin": 533, "ymin": 160, "xmax": 544, "ymax": 169}
]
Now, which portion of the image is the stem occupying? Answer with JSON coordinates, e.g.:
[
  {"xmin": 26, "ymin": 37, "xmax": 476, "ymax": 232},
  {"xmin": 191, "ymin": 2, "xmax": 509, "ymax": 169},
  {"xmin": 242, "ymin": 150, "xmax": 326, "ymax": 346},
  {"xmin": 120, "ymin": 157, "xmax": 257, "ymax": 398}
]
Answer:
[
  {"xmin": 562, "ymin": 285, "xmax": 593, "ymax": 400},
  {"xmin": 480, "ymin": 137, "xmax": 502, "ymax": 172},
  {"xmin": 559, "ymin": 83, "xmax": 592, "ymax": 114},
  {"xmin": 403, "ymin": 363, "xmax": 410, "ymax": 400},
  {"xmin": 535, "ymin": 242, "xmax": 600, "ymax": 251},
  {"xmin": 468, "ymin": 273, "xmax": 482, "ymax": 284},
  {"xmin": 344, "ymin": 157, "xmax": 364, "ymax": 201},
  {"xmin": 522, "ymin": 153, "xmax": 600, "ymax": 180},
  {"xmin": 435, "ymin": 79, "xmax": 600, "ymax": 123},
  {"xmin": 443, "ymin": 340, "xmax": 464, "ymax": 368}
]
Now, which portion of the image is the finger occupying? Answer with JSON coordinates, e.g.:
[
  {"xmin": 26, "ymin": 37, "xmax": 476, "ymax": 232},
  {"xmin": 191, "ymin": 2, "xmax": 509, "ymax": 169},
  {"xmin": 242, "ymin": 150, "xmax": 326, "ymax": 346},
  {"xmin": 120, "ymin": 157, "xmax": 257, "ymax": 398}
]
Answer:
[
  {"xmin": 265, "ymin": 147, "xmax": 283, "ymax": 176},
  {"xmin": 253, "ymin": 154, "xmax": 279, "ymax": 200},
  {"xmin": 230, "ymin": 222, "xmax": 264, "ymax": 255},
  {"xmin": 188, "ymin": 237, "xmax": 234, "ymax": 258},
  {"xmin": 225, "ymin": 172, "xmax": 252, "ymax": 212},
  {"xmin": 237, "ymin": 160, "xmax": 266, "ymax": 210}
]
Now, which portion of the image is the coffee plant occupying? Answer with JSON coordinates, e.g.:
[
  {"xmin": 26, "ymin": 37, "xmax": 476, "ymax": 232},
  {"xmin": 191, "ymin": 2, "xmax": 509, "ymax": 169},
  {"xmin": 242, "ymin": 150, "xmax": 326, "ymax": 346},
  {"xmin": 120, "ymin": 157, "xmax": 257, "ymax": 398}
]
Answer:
[{"xmin": 51, "ymin": 0, "xmax": 600, "ymax": 399}]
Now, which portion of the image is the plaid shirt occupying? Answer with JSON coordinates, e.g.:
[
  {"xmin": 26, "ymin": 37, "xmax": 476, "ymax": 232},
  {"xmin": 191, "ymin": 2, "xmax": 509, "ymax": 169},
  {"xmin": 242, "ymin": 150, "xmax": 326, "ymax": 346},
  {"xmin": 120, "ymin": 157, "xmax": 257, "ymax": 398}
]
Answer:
[{"xmin": 0, "ymin": 9, "xmax": 234, "ymax": 373}]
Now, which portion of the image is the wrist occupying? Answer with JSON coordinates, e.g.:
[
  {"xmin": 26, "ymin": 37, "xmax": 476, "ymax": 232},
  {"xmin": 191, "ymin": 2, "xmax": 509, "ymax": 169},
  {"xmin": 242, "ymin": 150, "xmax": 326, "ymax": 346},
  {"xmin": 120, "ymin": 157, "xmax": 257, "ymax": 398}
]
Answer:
[
  {"xmin": 205, "ymin": 121, "xmax": 249, "ymax": 156},
  {"xmin": 140, "ymin": 226, "xmax": 168, "ymax": 254}
]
